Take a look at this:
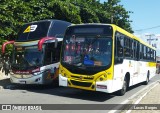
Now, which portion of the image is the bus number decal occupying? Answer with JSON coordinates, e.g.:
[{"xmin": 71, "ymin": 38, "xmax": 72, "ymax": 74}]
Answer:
[{"xmin": 23, "ymin": 25, "xmax": 37, "ymax": 33}]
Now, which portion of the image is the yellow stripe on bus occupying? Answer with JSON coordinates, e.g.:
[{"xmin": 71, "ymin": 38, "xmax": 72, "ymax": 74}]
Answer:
[{"xmin": 147, "ymin": 62, "xmax": 156, "ymax": 67}]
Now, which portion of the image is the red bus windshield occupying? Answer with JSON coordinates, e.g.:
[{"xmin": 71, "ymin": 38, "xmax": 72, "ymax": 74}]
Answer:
[{"xmin": 12, "ymin": 46, "xmax": 44, "ymax": 70}]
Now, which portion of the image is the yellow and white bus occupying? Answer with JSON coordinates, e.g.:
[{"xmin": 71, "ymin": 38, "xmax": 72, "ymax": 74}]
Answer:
[{"xmin": 59, "ymin": 24, "xmax": 156, "ymax": 95}]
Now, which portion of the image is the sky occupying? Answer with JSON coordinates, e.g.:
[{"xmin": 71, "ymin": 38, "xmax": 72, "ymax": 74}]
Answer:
[{"xmin": 100, "ymin": 0, "xmax": 160, "ymax": 56}]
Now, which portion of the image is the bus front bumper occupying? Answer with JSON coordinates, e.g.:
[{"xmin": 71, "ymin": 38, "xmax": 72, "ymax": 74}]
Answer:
[
  {"xmin": 59, "ymin": 74, "xmax": 113, "ymax": 93},
  {"xmin": 10, "ymin": 73, "xmax": 51, "ymax": 85}
]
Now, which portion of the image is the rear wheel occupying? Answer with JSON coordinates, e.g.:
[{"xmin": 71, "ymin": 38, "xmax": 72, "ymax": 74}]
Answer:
[
  {"xmin": 51, "ymin": 77, "xmax": 59, "ymax": 87},
  {"xmin": 143, "ymin": 72, "xmax": 150, "ymax": 85}
]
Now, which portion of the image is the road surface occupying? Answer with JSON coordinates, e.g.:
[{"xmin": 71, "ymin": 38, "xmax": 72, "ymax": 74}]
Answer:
[{"xmin": 0, "ymin": 74, "xmax": 159, "ymax": 113}]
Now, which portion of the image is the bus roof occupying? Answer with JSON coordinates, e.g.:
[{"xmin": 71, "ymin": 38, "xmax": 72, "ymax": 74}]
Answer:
[
  {"xmin": 16, "ymin": 19, "xmax": 71, "ymax": 42},
  {"xmin": 112, "ymin": 24, "xmax": 156, "ymax": 50},
  {"xmin": 23, "ymin": 19, "xmax": 71, "ymax": 25}
]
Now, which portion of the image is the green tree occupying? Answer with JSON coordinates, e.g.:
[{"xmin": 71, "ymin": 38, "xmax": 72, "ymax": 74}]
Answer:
[
  {"xmin": 27, "ymin": 0, "xmax": 54, "ymax": 21},
  {"xmin": 0, "ymin": 0, "xmax": 134, "ymax": 41},
  {"xmin": 48, "ymin": 0, "xmax": 81, "ymax": 23},
  {"xmin": 0, "ymin": 0, "xmax": 34, "ymax": 40},
  {"xmin": 0, "ymin": 38, "xmax": 12, "ymax": 55},
  {"xmin": 103, "ymin": 0, "xmax": 133, "ymax": 33}
]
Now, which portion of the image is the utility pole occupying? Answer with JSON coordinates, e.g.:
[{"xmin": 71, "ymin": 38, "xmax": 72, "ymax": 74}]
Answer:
[
  {"xmin": 145, "ymin": 34, "xmax": 155, "ymax": 45},
  {"xmin": 145, "ymin": 34, "xmax": 158, "ymax": 48}
]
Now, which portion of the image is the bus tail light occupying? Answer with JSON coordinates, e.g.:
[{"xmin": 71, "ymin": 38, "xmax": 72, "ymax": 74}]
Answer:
[{"xmin": 97, "ymin": 85, "xmax": 107, "ymax": 89}]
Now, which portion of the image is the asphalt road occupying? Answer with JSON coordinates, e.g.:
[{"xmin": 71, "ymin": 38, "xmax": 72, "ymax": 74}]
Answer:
[{"xmin": 0, "ymin": 74, "xmax": 160, "ymax": 113}]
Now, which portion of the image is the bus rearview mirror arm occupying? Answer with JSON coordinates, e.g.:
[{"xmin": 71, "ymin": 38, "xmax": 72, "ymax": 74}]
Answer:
[
  {"xmin": 54, "ymin": 39, "xmax": 58, "ymax": 48},
  {"xmin": 38, "ymin": 37, "xmax": 58, "ymax": 51},
  {"xmin": 2, "ymin": 41, "xmax": 15, "ymax": 54}
]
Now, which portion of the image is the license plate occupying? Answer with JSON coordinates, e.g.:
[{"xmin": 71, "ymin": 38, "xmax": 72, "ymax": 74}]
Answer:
[{"xmin": 19, "ymin": 80, "xmax": 26, "ymax": 84}]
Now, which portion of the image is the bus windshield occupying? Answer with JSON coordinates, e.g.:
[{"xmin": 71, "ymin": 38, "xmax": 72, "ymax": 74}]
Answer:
[
  {"xmin": 61, "ymin": 35, "xmax": 112, "ymax": 74},
  {"xmin": 12, "ymin": 46, "xmax": 44, "ymax": 70}
]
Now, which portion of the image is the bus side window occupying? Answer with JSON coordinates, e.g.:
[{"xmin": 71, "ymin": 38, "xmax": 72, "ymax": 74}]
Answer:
[
  {"xmin": 150, "ymin": 49, "xmax": 154, "ymax": 61},
  {"xmin": 139, "ymin": 44, "xmax": 144, "ymax": 60},
  {"xmin": 52, "ymin": 42, "xmax": 62, "ymax": 62},
  {"xmin": 134, "ymin": 40, "xmax": 139, "ymax": 61},
  {"xmin": 44, "ymin": 47, "xmax": 52, "ymax": 65},
  {"xmin": 44, "ymin": 43, "xmax": 57, "ymax": 65},
  {"xmin": 44, "ymin": 42, "xmax": 62, "ymax": 65},
  {"xmin": 115, "ymin": 32, "xmax": 123, "ymax": 64}
]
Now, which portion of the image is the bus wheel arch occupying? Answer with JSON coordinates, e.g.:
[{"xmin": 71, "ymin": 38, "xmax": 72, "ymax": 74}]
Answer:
[{"xmin": 117, "ymin": 72, "xmax": 130, "ymax": 96}]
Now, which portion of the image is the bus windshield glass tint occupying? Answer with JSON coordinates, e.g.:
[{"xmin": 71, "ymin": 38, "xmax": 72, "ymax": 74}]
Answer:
[
  {"xmin": 16, "ymin": 21, "xmax": 50, "ymax": 41},
  {"xmin": 12, "ymin": 46, "xmax": 44, "ymax": 70}
]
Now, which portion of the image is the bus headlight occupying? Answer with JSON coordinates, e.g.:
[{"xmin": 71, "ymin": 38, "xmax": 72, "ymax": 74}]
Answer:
[
  {"xmin": 12, "ymin": 74, "xmax": 33, "ymax": 79},
  {"xmin": 22, "ymin": 75, "xmax": 33, "ymax": 78},
  {"xmin": 100, "ymin": 77, "xmax": 103, "ymax": 81},
  {"xmin": 32, "ymin": 69, "xmax": 47, "ymax": 76},
  {"xmin": 10, "ymin": 71, "xmax": 14, "ymax": 75},
  {"xmin": 32, "ymin": 72, "xmax": 41, "ymax": 76},
  {"xmin": 96, "ymin": 74, "xmax": 107, "ymax": 82},
  {"xmin": 104, "ymin": 74, "xmax": 107, "ymax": 78},
  {"xmin": 12, "ymin": 74, "xmax": 22, "ymax": 78}
]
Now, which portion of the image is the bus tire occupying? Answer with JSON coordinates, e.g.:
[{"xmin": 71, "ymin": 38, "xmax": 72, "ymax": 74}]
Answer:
[
  {"xmin": 117, "ymin": 77, "xmax": 127, "ymax": 96},
  {"xmin": 143, "ymin": 72, "xmax": 150, "ymax": 85},
  {"xmin": 51, "ymin": 78, "xmax": 59, "ymax": 87}
]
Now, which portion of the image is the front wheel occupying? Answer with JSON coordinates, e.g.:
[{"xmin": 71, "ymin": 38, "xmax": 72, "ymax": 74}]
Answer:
[{"xmin": 117, "ymin": 77, "xmax": 127, "ymax": 96}]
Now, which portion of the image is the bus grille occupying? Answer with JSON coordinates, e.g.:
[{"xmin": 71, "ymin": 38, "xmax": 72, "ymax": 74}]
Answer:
[
  {"xmin": 71, "ymin": 75, "xmax": 94, "ymax": 80},
  {"xmin": 70, "ymin": 80, "xmax": 92, "ymax": 87}
]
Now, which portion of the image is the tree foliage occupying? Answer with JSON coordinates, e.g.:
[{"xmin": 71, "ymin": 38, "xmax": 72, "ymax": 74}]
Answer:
[{"xmin": 0, "ymin": 0, "xmax": 133, "ymax": 55}]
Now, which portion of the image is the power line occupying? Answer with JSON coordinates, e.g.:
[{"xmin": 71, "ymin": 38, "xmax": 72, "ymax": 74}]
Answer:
[{"xmin": 135, "ymin": 25, "xmax": 160, "ymax": 31}]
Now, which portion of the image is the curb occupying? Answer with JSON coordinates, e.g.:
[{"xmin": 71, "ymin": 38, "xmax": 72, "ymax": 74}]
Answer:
[
  {"xmin": 108, "ymin": 80, "xmax": 160, "ymax": 113},
  {"xmin": 125, "ymin": 81, "xmax": 160, "ymax": 113},
  {"xmin": 0, "ymin": 86, "xmax": 3, "ymax": 90}
]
